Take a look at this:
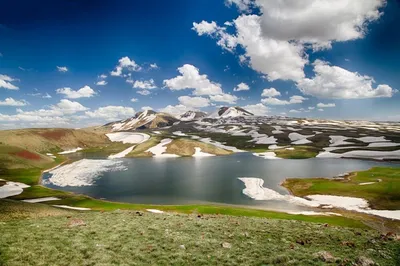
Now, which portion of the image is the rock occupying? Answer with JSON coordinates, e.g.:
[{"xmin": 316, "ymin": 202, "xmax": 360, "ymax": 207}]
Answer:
[
  {"xmin": 222, "ymin": 242, "xmax": 232, "ymax": 249},
  {"xmin": 314, "ymin": 251, "xmax": 335, "ymax": 263},
  {"xmin": 67, "ymin": 219, "xmax": 86, "ymax": 227},
  {"xmin": 244, "ymin": 232, "xmax": 249, "ymax": 238},
  {"xmin": 356, "ymin": 256, "xmax": 376, "ymax": 266},
  {"xmin": 135, "ymin": 211, "xmax": 143, "ymax": 216},
  {"xmin": 179, "ymin": 245, "xmax": 185, "ymax": 250}
]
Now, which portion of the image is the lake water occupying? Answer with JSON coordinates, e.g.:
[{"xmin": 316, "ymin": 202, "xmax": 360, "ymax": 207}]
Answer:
[{"xmin": 42, "ymin": 153, "xmax": 398, "ymax": 212}]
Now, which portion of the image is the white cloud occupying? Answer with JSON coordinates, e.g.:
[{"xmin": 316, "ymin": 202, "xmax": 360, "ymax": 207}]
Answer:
[
  {"xmin": 289, "ymin": 95, "xmax": 307, "ymax": 104},
  {"xmin": 163, "ymin": 64, "xmax": 223, "ymax": 96},
  {"xmin": 225, "ymin": 0, "xmax": 253, "ymax": 12},
  {"xmin": 0, "ymin": 74, "xmax": 19, "ymax": 90},
  {"xmin": 42, "ymin": 93, "xmax": 52, "ymax": 99},
  {"xmin": 308, "ymin": 106, "xmax": 315, "ymax": 110},
  {"xmin": 242, "ymin": 103, "xmax": 269, "ymax": 115},
  {"xmin": 209, "ymin": 93, "xmax": 238, "ymax": 104},
  {"xmin": 149, "ymin": 63, "xmax": 159, "ymax": 69},
  {"xmin": 192, "ymin": 21, "xmax": 220, "ymax": 35},
  {"xmin": 0, "ymin": 98, "xmax": 28, "ymax": 106},
  {"xmin": 159, "ymin": 104, "xmax": 191, "ymax": 116},
  {"xmin": 56, "ymin": 85, "xmax": 97, "ymax": 99},
  {"xmin": 85, "ymin": 106, "xmax": 135, "ymax": 121},
  {"xmin": 57, "ymin": 66, "xmax": 68, "ymax": 72},
  {"xmin": 256, "ymin": 0, "xmax": 385, "ymax": 51},
  {"xmin": 141, "ymin": 106, "xmax": 153, "ymax": 111},
  {"xmin": 96, "ymin": 80, "xmax": 107, "ymax": 86},
  {"xmin": 137, "ymin": 90, "xmax": 151, "ymax": 96},
  {"xmin": 289, "ymin": 109, "xmax": 301, "ymax": 113},
  {"xmin": 297, "ymin": 60, "xmax": 396, "ymax": 99},
  {"xmin": 99, "ymin": 74, "xmax": 107, "ymax": 79},
  {"xmin": 54, "ymin": 99, "xmax": 89, "ymax": 114},
  {"xmin": 233, "ymin": 82, "xmax": 250, "ymax": 91},
  {"xmin": 261, "ymin": 87, "xmax": 280, "ymax": 97},
  {"xmin": 110, "ymin": 56, "xmax": 141, "ymax": 76},
  {"xmin": 132, "ymin": 79, "xmax": 157, "ymax": 89},
  {"xmin": 178, "ymin": 96, "xmax": 210, "ymax": 108},
  {"xmin": 130, "ymin": 98, "xmax": 138, "ymax": 102},
  {"xmin": 317, "ymin": 103, "xmax": 336, "ymax": 108},
  {"xmin": 261, "ymin": 97, "xmax": 289, "ymax": 105},
  {"xmin": 318, "ymin": 109, "xmax": 324, "ymax": 112}
]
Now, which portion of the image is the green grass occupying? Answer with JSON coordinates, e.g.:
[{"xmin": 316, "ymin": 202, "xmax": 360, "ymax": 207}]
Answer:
[
  {"xmin": 283, "ymin": 167, "xmax": 400, "ymax": 210},
  {"xmin": 80, "ymin": 142, "xmax": 132, "ymax": 156},
  {"xmin": 0, "ymin": 210, "xmax": 397, "ymax": 266},
  {"xmin": 274, "ymin": 146, "xmax": 319, "ymax": 159},
  {"xmin": 126, "ymin": 136, "xmax": 162, "ymax": 157}
]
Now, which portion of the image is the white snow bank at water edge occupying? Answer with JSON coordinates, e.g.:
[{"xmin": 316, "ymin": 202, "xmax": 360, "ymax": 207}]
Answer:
[
  {"xmin": 106, "ymin": 132, "xmax": 150, "ymax": 144},
  {"xmin": 0, "ymin": 182, "xmax": 30, "ymax": 198},
  {"xmin": 58, "ymin": 147, "xmax": 83, "ymax": 154},
  {"xmin": 317, "ymin": 149, "xmax": 400, "ymax": 160},
  {"xmin": 53, "ymin": 205, "xmax": 91, "ymax": 211},
  {"xmin": 23, "ymin": 197, "xmax": 60, "ymax": 203},
  {"xmin": 193, "ymin": 147, "xmax": 215, "ymax": 157},
  {"xmin": 47, "ymin": 159, "xmax": 127, "ymax": 187},
  {"xmin": 238, "ymin": 178, "xmax": 400, "ymax": 220},
  {"xmin": 146, "ymin": 209, "xmax": 164, "ymax": 214},
  {"xmin": 199, "ymin": 137, "xmax": 245, "ymax": 153},
  {"xmin": 252, "ymin": 152, "xmax": 280, "ymax": 160},
  {"xmin": 108, "ymin": 145, "xmax": 135, "ymax": 159},
  {"xmin": 146, "ymin": 138, "xmax": 179, "ymax": 158},
  {"xmin": 287, "ymin": 211, "xmax": 342, "ymax": 216}
]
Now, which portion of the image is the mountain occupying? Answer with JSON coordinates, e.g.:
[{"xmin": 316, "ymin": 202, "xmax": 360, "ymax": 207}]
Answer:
[
  {"xmin": 177, "ymin": 111, "xmax": 207, "ymax": 121},
  {"xmin": 107, "ymin": 110, "xmax": 178, "ymax": 131},
  {"xmin": 208, "ymin": 107, "xmax": 254, "ymax": 118}
]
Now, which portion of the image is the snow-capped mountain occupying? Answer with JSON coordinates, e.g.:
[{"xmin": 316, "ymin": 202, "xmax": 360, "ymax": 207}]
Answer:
[
  {"xmin": 107, "ymin": 110, "xmax": 178, "ymax": 131},
  {"xmin": 208, "ymin": 107, "xmax": 253, "ymax": 118},
  {"xmin": 178, "ymin": 111, "xmax": 207, "ymax": 121}
]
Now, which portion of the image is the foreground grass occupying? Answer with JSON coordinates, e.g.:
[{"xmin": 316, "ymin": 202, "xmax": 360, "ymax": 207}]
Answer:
[
  {"xmin": 0, "ymin": 210, "xmax": 398, "ymax": 266},
  {"xmin": 283, "ymin": 167, "xmax": 400, "ymax": 210}
]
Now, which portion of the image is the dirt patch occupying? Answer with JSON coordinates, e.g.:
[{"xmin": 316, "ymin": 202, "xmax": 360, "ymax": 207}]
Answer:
[
  {"xmin": 12, "ymin": 150, "xmax": 42, "ymax": 161},
  {"xmin": 38, "ymin": 129, "xmax": 69, "ymax": 141}
]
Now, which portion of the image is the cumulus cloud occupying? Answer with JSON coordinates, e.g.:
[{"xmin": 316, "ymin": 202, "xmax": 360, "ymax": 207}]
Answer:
[
  {"xmin": 0, "ymin": 74, "xmax": 19, "ymax": 90},
  {"xmin": 137, "ymin": 90, "xmax": 151, "ymax": 96},
  {"xmin": 132, "ymin": 79, "xmax": 157, "ymax": 89},
  {"xmin": 56, "ymin": 85, "xmax": 97, "ymax": 99},
  {"xmin": 110, "ymin": 56, "xmax": 141, "ymax": 76},
  {"xmin": 163, "ymin": 64, "xmax": 223, "ymax": 96},
  {"xmin": 130, "ymin": 98, "xmax": 138, "ymax": 102},
  {"xmin": 159, "ymin": 104, "xmax": 191, "ymax": 116},
  {"xmin": 0, "ymin": 98, "xmax": 28, "ymax": 106},
  {"xmin": 261, "ymin": 87, "xmax": 280, "ymax": 97},
  {"xmin": 99, "ymin": 74, "xmax": 107, "ymax": 79},
  {"xmin": 96, "ymin": 80, "xmax": 107, "ymax": 86},
  {"xmin": 261, "ymin": 95, "xmax": 307, "ymax": 105},
  {"xmin": 289, "ymin": 109, "xmax": 301, "ymax": 113},
  {"xmin": 85, "ymin": 106, "xmax": 135, "ymax": 121},
  {"xmin": 233, "ymin": 82, "xmax": 250, "ymax": 91},
  {"xmin": 297, "ymin": 60, "xmax": 396, "ymax": 99},
  {"xmin": 317, "ymin": 103, "xmax": 336, "ymax": 108},
  {"xmin": 42, "ymin": 93, "xmax": 52, "ymax": 99},
  {"xmin": 149, "ymin": 63, "xmax": 159, "ymax": 69},
  {"xmin": 178, "ymin": 96, "xmax": 210, "ymax": 108},
  {"xmin": 57, "ymin": 66, "xmax": 68, "ymax": 72},
  {"xmin": 242, "ymin": 103, "xmax": 269, "ymax": 115},
  {"xmin": 209, "ymin": 93, "xmax": 238, "ymax": 104},
  {"xmin": 194, "ymin": 0, "xmax": 386, "ymax": 81}
]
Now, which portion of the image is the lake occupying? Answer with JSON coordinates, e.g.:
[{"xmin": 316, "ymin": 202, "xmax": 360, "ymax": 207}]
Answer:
[{"xmin": 42, "ymin": 153, "xmax": 398, "ymax": 212}]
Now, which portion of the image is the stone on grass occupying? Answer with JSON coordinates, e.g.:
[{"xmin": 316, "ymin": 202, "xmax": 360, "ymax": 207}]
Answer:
[
  {"xmin": 67, "ymin": 219, "xmax": 86, "ymax": 227},
  {"xmin": 314, "ymin": 251, "xmax": 335, "ymax": 263},
  {"xmin": 222, "ymin": 242, "xmax": 232, "ymax": 249},
  {"xmin": 356, "ymin": 256, "xmax": 376, "ymax": 266},
  {"xmin": 179, "ymin": 245, "xmax": 186, "ymax": 250}
]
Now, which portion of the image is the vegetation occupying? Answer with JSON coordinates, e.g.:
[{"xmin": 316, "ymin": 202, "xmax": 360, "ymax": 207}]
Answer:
[
  {"xmin": 274, "ymin": 146, "xmax": 319, "ymax": 159},
  {"xmin": 283, "ymin": 167, "xmax": 400, "ymax": 210},
  {"xmin": 0, "ymin": 209, "xmax": 398, "ymax": 266},
  {"xmin": 126, "ymin": 136, "xmax": 162, "ymax": 157},
  {"xmin": 166, "ymin": 138, "xmax": 232, "ymax": 156}
]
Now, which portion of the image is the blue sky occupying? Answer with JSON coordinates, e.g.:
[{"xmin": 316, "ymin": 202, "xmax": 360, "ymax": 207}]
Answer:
[{"xmin": 0, "ymin": 0, "xmax": 399, "ymax": 128}]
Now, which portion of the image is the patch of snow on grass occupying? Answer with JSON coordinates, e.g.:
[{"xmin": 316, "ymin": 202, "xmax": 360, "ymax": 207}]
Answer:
[
  {"xmin": 106, "ymin": 132, "xmax": 150, "ymax": 144},
  {"xmin": 172, "ymin": 131, "xmax": 187, "ymax": 136},
  {"xmin": 53, "ymin": 205, "xmax": 91, "ymax": 211},
  {"xmin": 199, "ymin": 138, "xmax": 245, "ymax": 153},
  {"xmin": 58, "ymin": 147, "xmax": 83, "ymax": 154},
  {"xmin": 146, "ymin": 209, "xmax": 164, "ymax": 214},
  {"xmin": 23, "ymin": 197, "xmax": 60, "ymax": 203},
  {"xmin": 48, "ymin": 159, "xmax": 127, "ymax": 187},
  {"xmin": 108, "ymin": 146, "xmax": 135, "ymax": 159},
  {"xmin": 368, "ymin": 142, "xmax": 399, "ymax": 147},
  {"xmin": 0, "ymin": 182, "xmax": 30, "ymax": 198},
  {"xmin": 287, "ymin": 211, "xmax": 342, "ymax": 216},
  {"xmin": 359, "ymin": 182, "xmax": 376, "ymax": 186},
  {"xmin": 193, "ymin": 147, "xmax": 215, "ymax": 157},
  {"xmin": 146, "ymin": 138, "xmax": 179, "ymax": 158},
  {"xmin": 288, "ymin": 133, "xmax": 314, "ymax": 145},
  {"xmin": 357, "ymin": 136, "xmax": 389, "ymax": 143},
  {"xmin": 329, "ymin": 136, "xmax": 352, "ymax": 147}
]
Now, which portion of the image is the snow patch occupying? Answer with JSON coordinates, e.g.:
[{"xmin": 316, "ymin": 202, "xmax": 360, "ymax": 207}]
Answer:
[
  {"xmin": 146, "ymin": 139, "xmax": 179, "ymax": 158},
  {"xmin": 146, "ymin": 209, "xmax": 164, "ymax": 214},
  {"xmin": 108, "ymin": 145, "xmax": 135, "ymax": 159},
  {"xmin": 193, "ymin": 147, "xmax": 215, "ymax": 157},
  {"xmin": 252, "ymin": 152, "xmax": 280, "ymax": 160},
  {"xmin": 23, "ymin": 197, "xmax": 60, "ymax": 203},
  {"xmin": 58, "ymin": 147, "xmax": 83, "ymax": 154},
  {"xmin": 106, "ymin": 132, "xmax": 150, "ymax": 144},
  {"xmin": 0, "ymin": 182, "xmax": 30, "ymax": 198},
  {"xmin": 48, "ymin": 159, "xmax": 127, "ymax": 187},
  {"xmin": 53, "ymin": 205, "xmax": 91, "ymax": 211}
]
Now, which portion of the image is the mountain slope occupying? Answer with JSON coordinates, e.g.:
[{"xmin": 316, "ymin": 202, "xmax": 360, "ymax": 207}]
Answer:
[
  {"xmin": 208, "ymin": 107, "xmax": 253, "ymax": 118},
  {"xmin": 178, "ymin": 111, "xmax": 207, "ymax": 121},
  {"xmin": 108, "ymin": 110, "xmax": 178, "ymax": 131}
]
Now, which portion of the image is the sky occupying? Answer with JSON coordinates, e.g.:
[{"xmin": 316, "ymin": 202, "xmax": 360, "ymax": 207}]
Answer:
[{"xmin": 0, "ymin": 0, "xmax": 399, "ymax": 129}]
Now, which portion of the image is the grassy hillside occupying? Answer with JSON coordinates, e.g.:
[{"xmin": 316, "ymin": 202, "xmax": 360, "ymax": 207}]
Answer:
[
  {"xmin": 166, "ymin": 138, "xmax": 232, "ymax": 156},
  {"xmin": 0, "ymin": 208, "xmax": 398, "ymax": 266},
  {"xmin": 283, "ymin": 167, "xmax": 400, "ymax": 210}
]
